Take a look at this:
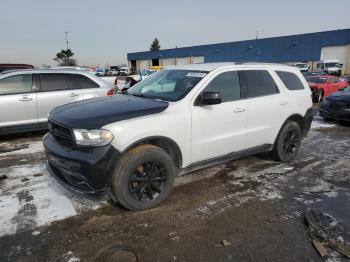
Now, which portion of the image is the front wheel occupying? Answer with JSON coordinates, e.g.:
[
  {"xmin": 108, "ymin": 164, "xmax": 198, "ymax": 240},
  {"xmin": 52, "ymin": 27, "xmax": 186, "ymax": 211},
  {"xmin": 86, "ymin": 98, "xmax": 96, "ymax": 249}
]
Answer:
[
  {"xmin": 109, "ymin": 144, "xmax": 176, "ymax": 211},
  {"xmin": 272, "ymin": 121, "xmax": 302, "ymax": 162}
]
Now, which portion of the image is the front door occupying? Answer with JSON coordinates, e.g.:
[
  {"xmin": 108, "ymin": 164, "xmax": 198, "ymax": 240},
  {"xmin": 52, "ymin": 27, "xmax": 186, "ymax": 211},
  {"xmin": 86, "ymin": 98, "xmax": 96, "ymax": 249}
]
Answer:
[
  {"xmin": 0, "ymin": 74, "xmax": 37, "ymax": 131},
  {"xmin": 191, "ymin": 70, "xmax": 247, "ymax": 163}
]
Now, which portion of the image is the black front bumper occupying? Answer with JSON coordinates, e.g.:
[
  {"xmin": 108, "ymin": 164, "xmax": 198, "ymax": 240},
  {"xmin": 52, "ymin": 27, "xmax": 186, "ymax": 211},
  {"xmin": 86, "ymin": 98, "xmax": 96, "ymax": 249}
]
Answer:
[
  {"xmin": 319, "ymin": 102, "xmax": 350, "ymax": 121},
  {"xmin": 44, "ymin": 133, "xmax": 120, "ymax": 195}
]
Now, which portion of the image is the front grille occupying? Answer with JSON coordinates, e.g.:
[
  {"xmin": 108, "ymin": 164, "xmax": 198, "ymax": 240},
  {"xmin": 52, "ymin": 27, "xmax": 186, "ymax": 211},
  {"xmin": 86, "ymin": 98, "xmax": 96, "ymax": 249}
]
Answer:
[{"xmin": 48, "ymin": 120, "xmax": 75, "ymax": 147}]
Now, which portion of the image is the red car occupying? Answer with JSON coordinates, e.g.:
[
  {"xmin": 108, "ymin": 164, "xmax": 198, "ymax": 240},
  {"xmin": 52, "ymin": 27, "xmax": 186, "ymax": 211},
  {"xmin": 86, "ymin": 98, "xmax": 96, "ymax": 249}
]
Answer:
[{"xmin": 306, "ymin": 75, "xmax": 349, "ymax": 103}]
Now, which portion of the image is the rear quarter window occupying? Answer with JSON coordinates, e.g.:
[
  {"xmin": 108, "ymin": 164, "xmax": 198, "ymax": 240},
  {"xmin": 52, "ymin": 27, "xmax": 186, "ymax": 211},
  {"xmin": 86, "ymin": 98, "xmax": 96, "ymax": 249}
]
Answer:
[
  {"xmin": 68, "ymin": 74, "xmax": 99, "ymax": 89},
  {"xmin": 276, "ymin": 71, "xmax": 305, "ymax": 90}
]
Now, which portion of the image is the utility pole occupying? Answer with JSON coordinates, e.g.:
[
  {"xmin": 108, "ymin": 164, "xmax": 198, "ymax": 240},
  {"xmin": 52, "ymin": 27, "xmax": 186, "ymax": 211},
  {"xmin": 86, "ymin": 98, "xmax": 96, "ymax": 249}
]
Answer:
[
  {"xmin": 65, "ymin": 31, "xmax": 69, "ymax": 50},
  {"xmin": 255, "ymin": 31, "xmax": 259, "ymax": 61},
  {"xmin": 65, "ymin": 31, "xmax": 69, "ymax": 65}
]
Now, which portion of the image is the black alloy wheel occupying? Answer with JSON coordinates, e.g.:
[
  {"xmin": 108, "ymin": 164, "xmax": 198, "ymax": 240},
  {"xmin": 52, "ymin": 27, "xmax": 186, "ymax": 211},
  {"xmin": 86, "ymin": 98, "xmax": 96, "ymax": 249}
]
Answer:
[
  {"xmin": 272, "ymin": 121, "xmax": 302, "ymax": 162},
  {"xmin": 282, "ymin": 129, "xmax": 299, "ymax": 156},
  {"xmin": 129, "ymin": 161, "xmax": 167, "ymax": 202},
  {"xmin": 109, "ymin": 144, "xmax": 176, "ymax": 211}
]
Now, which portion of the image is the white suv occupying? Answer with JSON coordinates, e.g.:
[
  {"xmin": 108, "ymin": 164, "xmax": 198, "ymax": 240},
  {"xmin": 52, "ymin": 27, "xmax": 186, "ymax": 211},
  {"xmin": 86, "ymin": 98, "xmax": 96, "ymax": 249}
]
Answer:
[
  {"xmin": 44, "ymin": 63, "xmax": 313, "ymax": 211},
  {"xmin": 0, "ymin": 69, "xmax": 113, "ymax": 135}
]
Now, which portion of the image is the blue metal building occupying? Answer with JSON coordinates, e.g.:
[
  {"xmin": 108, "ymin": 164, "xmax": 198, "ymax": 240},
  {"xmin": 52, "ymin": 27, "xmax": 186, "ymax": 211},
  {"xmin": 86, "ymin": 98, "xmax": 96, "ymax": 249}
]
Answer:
[{"xmin": 127, "ymin": 29, "xmax": 350, "ymax": 72}]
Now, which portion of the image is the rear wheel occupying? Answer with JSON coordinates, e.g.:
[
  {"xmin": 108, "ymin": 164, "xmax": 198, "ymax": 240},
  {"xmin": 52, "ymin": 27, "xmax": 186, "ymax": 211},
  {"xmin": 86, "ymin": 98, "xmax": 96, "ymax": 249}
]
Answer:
[
  {"xmin": 109, "ymin": 144, "xmax": 176, "ymax": 211},
  {"xmin": 313, "ymin": 89, "xmax": 323, "ymax": 103},
  {"xmin": 272, "ymin": 121, "xmax": 302, "ymax": 162}
]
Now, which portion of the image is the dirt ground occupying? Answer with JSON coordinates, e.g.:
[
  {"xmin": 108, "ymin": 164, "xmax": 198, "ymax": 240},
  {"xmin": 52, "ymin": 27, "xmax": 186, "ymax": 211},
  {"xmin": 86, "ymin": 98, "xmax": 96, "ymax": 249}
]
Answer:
[{"xmin": 0, "ymin": 111, "xmax": 349, "ymax": 262}]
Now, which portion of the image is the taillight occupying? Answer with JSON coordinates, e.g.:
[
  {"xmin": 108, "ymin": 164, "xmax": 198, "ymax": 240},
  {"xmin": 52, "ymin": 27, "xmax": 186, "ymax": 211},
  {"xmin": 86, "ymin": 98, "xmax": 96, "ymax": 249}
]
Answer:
[
  {"xmin": 114, "ymin": 78, "xmax": 118, "ymax": 85},
  {"xmin": 107, "ymin": 89, "xmax": 114, "ymax": 96}
]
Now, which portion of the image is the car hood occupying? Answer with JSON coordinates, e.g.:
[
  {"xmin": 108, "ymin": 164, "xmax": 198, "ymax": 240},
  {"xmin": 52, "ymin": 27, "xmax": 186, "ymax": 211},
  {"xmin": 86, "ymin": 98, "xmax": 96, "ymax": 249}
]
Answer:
[
  {"xmin": 49, "ymin": 94, "xmax": 169, "ymax": 129},
  {"xmin": 327, "ymin": 91, "xmax": 350, "ymax": 102}
]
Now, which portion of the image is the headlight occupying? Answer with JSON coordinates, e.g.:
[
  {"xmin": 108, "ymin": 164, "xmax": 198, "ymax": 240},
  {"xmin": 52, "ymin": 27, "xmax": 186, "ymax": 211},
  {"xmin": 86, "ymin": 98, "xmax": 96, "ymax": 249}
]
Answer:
[{"xmin": 73, "ymin": 129, "xmax": 114, "ymax": 146}]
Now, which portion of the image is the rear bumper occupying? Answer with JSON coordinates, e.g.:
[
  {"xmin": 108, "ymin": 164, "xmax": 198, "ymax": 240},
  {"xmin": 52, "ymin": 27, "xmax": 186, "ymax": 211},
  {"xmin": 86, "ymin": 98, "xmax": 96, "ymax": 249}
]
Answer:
[
  {"xmin": 44, "ymin": 133, "xmax": 120, "ymax": 195},
  {"xmin": 319, "ymin": 103, "xmax": 350, "ymax": 121}
]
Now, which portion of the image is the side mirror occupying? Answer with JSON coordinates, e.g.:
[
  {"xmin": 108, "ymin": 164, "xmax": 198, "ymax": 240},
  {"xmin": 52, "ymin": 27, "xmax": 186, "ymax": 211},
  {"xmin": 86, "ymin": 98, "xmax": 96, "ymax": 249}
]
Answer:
[{"xmin": 199, "ymin": 91, "xmax": 221, "ymax": 105}]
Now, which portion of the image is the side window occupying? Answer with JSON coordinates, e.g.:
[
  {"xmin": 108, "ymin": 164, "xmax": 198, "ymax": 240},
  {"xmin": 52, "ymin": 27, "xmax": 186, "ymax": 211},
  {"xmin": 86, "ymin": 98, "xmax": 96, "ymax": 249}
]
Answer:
[
  {"xmin": 0, "ymin": 74, "xmax": 32, "ymax": 95},
  {"xmin": 203, "ymin": 71, "xmax": 241, "ymax": 102},
  {"xmin": 40, "ymin": 74, "xmax": 68, "ymax": 92},
  {"xmin": 68, "ymin": 74, "xmax": 99, "ymax": 89},
  {"xmin": 240, "ymin": 70, "xmax": 278, "ymax": 98},
  {"xmin": 276, "ymin": 71, "xmax": 305, "ymax": 90}
]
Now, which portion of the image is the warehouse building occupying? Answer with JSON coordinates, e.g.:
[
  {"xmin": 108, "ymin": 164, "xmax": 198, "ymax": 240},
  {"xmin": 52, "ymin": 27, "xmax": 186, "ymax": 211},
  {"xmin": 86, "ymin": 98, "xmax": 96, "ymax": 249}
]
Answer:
[{"xmin": 127, "ymin": 28, "xmax": 350, "ymax": 74}]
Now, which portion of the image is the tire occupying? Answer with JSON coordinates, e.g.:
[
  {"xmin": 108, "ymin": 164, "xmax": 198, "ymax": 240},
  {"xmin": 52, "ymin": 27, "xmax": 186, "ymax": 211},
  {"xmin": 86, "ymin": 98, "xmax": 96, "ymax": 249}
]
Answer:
[
  {"xmin": 313, "ymin": 89, "xmax": 323, "ymax": 103},
  {"xmin": 272, "ymin": 121, "xmax": 302, "ymax": 162},
  {"xmin": 109, "ymin": 144, "xmax": 176, "ymax": 211}
]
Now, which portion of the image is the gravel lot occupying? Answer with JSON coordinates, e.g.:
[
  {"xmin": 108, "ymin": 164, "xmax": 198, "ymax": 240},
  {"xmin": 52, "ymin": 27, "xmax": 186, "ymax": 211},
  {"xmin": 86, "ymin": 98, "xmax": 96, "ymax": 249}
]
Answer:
[{"xmin": 0, "ymin": 110, "xmax": 349, "ymax": 262}]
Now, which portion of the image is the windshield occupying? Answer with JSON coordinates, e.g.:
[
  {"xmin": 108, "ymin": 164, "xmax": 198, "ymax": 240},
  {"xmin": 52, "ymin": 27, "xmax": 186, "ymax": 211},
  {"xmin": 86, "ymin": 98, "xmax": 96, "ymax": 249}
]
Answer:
[
  {"xmin": 128, "ymin": 69, "xmax": 208, "ymax": 101},
  {"xmin": 296, "ymin": 64, "xmax": 307, "ymax": 68},
  {"xmin": 325, "ymin": 63, "xmax": 340, "ymax": 68},
  {"xmin": 306, "ymin": 77, "xmax": 327, "ymax": 83}
]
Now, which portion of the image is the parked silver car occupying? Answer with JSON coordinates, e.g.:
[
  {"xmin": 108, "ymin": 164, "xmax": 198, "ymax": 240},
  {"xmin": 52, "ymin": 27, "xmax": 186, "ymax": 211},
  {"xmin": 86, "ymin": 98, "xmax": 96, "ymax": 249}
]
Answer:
[{"xmin": 0, "ymin": 69, "xmax": 113, "ymax": 135}]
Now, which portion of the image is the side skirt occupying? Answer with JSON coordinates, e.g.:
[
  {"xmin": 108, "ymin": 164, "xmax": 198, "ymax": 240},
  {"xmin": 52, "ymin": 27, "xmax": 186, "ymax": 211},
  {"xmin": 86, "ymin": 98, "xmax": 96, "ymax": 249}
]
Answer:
[{"xmin": 180, "ymin": 144, "xmax": 273, "ymax": 175}]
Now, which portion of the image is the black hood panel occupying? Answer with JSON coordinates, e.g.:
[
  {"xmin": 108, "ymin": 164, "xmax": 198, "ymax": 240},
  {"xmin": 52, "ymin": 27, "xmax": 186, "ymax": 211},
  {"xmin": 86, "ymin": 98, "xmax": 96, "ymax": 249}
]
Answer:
[
  {"xmin": 49, "ymin": 94, "xmax": 169, "ymax": 129},
  {"xmin": 328, "ymin": 91, "xmax": 350, "ymax": 102}
]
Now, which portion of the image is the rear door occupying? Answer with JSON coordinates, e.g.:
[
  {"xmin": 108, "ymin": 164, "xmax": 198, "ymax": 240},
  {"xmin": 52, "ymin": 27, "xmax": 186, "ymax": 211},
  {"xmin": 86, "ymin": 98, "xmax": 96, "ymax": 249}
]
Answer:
[
  {"xmin": 0, "ymin": 74, "xmax": 37, "ymax": 131},
  {"xmin": 36, "ymin": 73, "xmax": 83, "ymax": 126},
  {"xmin": 240, "ymin": 69, "xmax": 286, "ymax": 148}
]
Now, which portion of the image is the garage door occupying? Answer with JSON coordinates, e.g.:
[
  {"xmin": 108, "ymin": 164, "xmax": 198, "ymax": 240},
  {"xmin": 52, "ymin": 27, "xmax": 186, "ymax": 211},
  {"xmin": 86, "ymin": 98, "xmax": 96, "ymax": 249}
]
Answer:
[
  {"xmin": 162, "ymin": 58, "xmax": 176, "ymax": 67},
  {"xmin": 192, "ymin": 56, "xmax": 204, "ymax": 64},
  {"xmin": 137, "ymin": 60, "xmax": 150, "ymax": 70},
  {"xmin": 176, "ymin": 57, "xmax": 190, "ymax": 65},
  {"xmin": 321, "ymin": 46, "xmax": 348, "ymax": 65}
]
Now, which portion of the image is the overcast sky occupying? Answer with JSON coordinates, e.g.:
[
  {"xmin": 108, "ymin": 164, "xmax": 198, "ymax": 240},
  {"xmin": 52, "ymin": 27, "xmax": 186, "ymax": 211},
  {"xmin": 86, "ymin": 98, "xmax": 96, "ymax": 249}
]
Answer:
[{"xmin": 1, "ymin": 0, "xmax": 349, "ymax": 67}]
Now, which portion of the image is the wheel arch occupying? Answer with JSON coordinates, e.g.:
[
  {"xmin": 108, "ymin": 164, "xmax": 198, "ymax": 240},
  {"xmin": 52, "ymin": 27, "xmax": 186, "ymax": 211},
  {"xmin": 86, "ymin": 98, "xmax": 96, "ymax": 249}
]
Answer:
[
  {"xmin": 122, "ymin": 136, "xmax": 183, "ymax": 170},
  {"xmin": 274, "ymin": 113, "xmax": 306, "ymax": 146}
]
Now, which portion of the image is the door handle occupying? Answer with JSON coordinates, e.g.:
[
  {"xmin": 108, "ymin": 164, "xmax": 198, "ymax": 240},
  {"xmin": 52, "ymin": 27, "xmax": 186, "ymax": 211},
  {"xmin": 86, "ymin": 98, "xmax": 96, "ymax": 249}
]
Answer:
[
  {"xmin": 280, "ymin": 100, "xmax": 288, "ymax": 105},
  {"xmin": 69, "ymin": 93, "xmax": 79, "ymax": 97},
  {"xmin": 19, "ymin": 96, "xmax": 33, "ymax": 102},
  {"xmin": 233, "ymin": 108, "xmax": 246, "ymax": 113}
]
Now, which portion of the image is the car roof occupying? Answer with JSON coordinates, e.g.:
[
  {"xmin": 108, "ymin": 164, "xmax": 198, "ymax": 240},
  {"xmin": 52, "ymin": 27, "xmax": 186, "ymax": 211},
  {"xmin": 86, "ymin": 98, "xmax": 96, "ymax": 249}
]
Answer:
[
  {"xmin": 0, "ymin": 68, "xmax": 111, "ymax": 87},
  {"xmin": 0, "ymin": 68, "xmax": 93, "ymax": 75},
  {"xmin": 166, "ymin": 62, "xmax": 294, "ymax": 72},
  {"xmin": 0, "ymin": 63, "xmax": 34, "ymax": 68}
]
